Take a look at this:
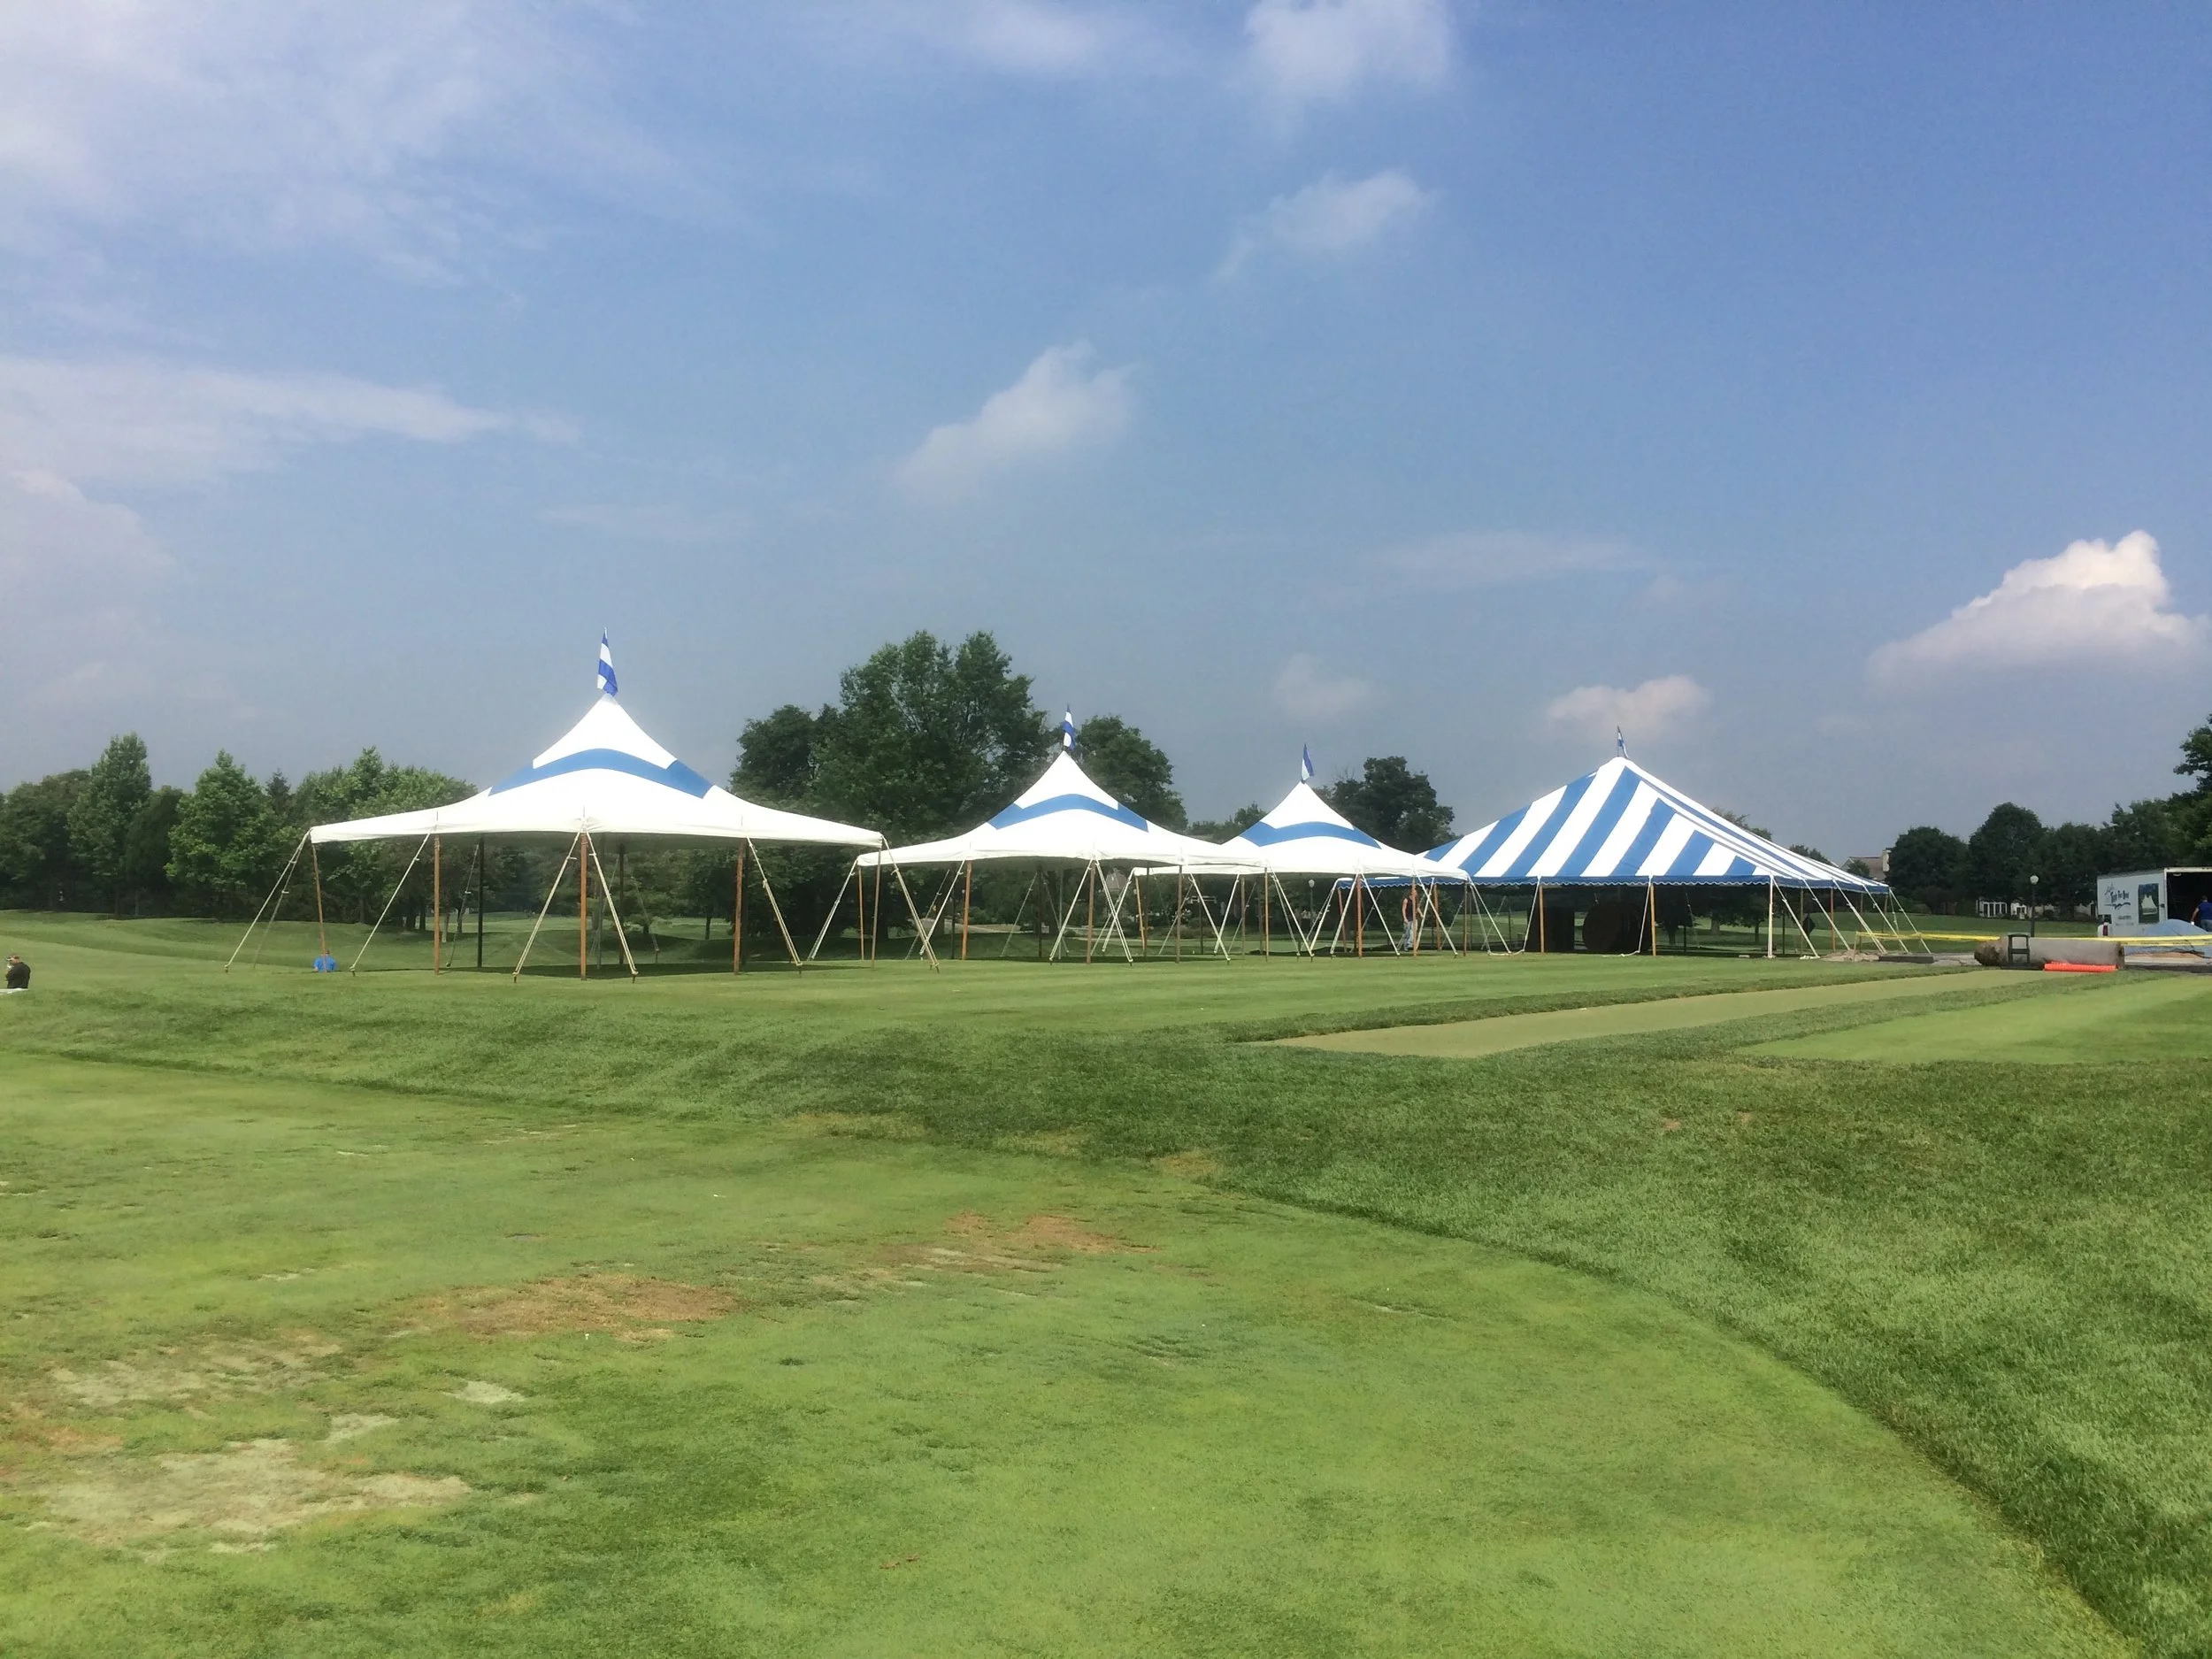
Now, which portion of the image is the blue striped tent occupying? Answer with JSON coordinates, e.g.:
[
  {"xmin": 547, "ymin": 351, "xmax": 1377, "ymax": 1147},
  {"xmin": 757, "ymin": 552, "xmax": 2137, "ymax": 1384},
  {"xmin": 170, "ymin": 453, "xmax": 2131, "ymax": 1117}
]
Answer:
[{"xmin": 1423, "ymin": 757, "xmax": 1886, "ymax": 893}]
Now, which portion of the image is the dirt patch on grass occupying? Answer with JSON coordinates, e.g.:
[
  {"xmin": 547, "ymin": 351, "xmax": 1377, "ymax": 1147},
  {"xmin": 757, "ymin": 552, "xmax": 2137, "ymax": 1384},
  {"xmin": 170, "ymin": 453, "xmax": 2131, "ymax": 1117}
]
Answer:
[
  {"xmin": 411, "ymin": 1273, "xmax": 738, "ymax": 1340},
  {"xmin": 940, "ymin": 1210, "xmax": 1150, "ymax": 1260},
  {"xmin": 4, "ymin": 1403, "xmax": 121, "ymax": 1456},
  {"xmin": 48, "ymin": 1338, "xmax": 340, "ymax": 1409},
  {"xmin": 37, "ymin": 1438, "xmax": 465, "ymax": 1547}
]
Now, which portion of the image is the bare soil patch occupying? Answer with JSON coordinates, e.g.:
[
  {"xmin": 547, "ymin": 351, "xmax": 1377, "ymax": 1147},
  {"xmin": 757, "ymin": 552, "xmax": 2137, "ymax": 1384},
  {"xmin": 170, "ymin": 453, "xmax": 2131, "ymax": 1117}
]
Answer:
[
  {"xmin": 411, "ymin": 1273, "xmax": 738, "ymax": 1340},
  {"xmin": 37, "ymin": 1438, "xmax": 465, "ymax": 1547},
  {"xmin": 48, "ymin": 1338, "xmax": 340, "ymax": 1409}
]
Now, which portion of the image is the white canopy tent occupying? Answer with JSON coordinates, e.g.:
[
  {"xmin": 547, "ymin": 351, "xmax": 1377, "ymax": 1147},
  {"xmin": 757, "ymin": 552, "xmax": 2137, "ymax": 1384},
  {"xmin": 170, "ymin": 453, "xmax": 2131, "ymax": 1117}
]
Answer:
[
  {"xmin": 855, "ymin": 745, "xmax": 1249, "ymax": 962},
  {"xmin": 1166, "ymin": 760, "xmax": 1469, "ymax": 956},
  {"xmin": 233, "ymin": 643, "xmax": 929, "ymax": 979}
]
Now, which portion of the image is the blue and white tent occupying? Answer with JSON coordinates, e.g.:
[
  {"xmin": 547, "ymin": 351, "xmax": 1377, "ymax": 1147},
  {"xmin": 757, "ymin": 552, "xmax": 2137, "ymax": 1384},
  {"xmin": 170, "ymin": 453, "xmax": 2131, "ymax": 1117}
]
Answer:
[
  {"xmin": 858, "ymin": 749, "xmax": 1242, "ymax": 870},
  {"xmin": 1210, "ymin": 777, "xmax": 1456, "ymax": 880},
  {"xmin": 310, "ymin": 662, "xmax": 880, "ymax": 851},
  {"xmin": 1423, "ymin": 757, "xmax": 1886, "ymax": 894}
]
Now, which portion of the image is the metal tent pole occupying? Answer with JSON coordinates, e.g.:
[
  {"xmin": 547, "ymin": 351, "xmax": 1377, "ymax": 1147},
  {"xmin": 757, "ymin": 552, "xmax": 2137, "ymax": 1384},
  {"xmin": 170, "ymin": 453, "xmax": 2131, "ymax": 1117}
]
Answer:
[
  {"xmin": 511, "ymin": 834, "xmax": 579, "ymax": 982},
  {"xmin": 226, "ymin": 832, "xmax": 307, "ymax": 972},
  {"xmin": 351, "ymin": 835, "xmax": 432, "ymax": 976},
  {"xmin": 808, "ymin": 861, "xmax": 858, "ymax": 963},
  {"xmin": 747, "ymin": 841, "xmax": 805, "ymax": 970},
  {"xmin": 586, "ymin": 837, "xmax": 641, "ymax": 980}
]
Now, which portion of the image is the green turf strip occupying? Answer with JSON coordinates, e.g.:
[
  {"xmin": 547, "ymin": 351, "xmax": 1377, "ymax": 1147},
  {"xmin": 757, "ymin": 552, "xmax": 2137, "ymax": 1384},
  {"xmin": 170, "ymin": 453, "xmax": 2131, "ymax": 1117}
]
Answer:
[
  {"xmin": 1752, "ymin": 971, "xmax": 2212, "ymax": 1063},
  {"xmin": 0, "ymin": 1056, "xmax": 2111, "ymax": 1657},
  {"xmin": 1275, "ymin": 968, "xmax": 2019, "ymax": 1056},
  {"xmin": 5, "ymin": 915, "xmax": 2208, "ymax": 1652}
]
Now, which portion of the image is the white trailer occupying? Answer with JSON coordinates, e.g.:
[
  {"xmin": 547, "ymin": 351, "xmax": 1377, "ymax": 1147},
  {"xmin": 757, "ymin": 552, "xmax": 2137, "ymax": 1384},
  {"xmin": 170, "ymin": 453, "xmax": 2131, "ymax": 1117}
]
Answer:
[{"xmin": 2097, "ymin": 868, "xmax": 2212, "ymax": 929}]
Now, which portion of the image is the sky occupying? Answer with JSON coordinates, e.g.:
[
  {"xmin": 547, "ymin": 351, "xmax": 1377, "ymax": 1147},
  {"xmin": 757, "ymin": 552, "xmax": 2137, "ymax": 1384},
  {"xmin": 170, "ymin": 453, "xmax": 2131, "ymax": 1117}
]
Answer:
[{"xmin": 3, "ymin": 1, "xmax": 2208, "ymax": 856}]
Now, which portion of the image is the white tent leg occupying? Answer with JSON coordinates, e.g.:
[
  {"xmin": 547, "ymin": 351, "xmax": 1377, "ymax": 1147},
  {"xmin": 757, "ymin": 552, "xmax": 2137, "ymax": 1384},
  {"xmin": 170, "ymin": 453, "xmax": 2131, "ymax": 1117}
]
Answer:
[
  {"xmin": 585, "ymin": 837, "xmax": 641, "ymax": 979},
  {"xmin": 511, "ymin": 835, "xmax": 580, "ymax": 981},
  {"xmin": 227, "ymin": 832, "xmax": 308, "ymax": 972},
  {"xmin": 350, "ymin": 835, "xmax": 433, "ymax": 975},
  {"xmin": 1098, "ymin": 870, "xmax": 1138, "ymax": 963},
  {"xmin": 887, "ymin": 862, "xmax": 941, "ymax": 969},
  {"xmin": 808, "ymin": 862, "xmax": 860, "ymax": 962},
  {"xmin": 748, "ymin": 840, "xmax": 806, "ymax": 970},
  {"xmin": 1000, "ymin": 870, "xmax": 1040, "ymax": 958},
  {"xmin": 1049, "ymin": 867, "xmax": 1087, "ymax": 961}
]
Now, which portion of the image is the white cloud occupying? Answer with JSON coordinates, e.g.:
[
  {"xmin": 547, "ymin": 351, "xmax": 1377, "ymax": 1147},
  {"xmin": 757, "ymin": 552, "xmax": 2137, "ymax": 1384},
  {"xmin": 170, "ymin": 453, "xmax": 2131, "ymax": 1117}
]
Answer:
[
  {"xmin": 897, "ymin": 343, "xmax": 1133, "ymax": 499},
  {"xmin": 1545, "ymin": 675, "xmax": 1710, "ymax": 743},
  {"xmin": 0, "ymin": 1, "xmax": 672, "ymax": 272},
  {"xmin": 1242, "ymin": 0, "xmax": 1451, "ymax": 114},
  {"xmin": 1218, "ymin": 169, "xmax": 1431, "ymax": 276},
  {"xmin": 1869, "ymin": 531, "xmax": 2206, "ymax": 684},
  {"xmin": 1373, "ymin": 529, "xmax": 1647, "ymax": 588},
  {"xmin": 833, "ymin": 1, "xmax": 1171, "ymax": 77},
  {"xmin": 0, "ymin": 356, "xmax": 561, "ymax": 487},
  {"xmin": 1274, "ymin": 653, "xmax": 1381, "ymax": 722}
]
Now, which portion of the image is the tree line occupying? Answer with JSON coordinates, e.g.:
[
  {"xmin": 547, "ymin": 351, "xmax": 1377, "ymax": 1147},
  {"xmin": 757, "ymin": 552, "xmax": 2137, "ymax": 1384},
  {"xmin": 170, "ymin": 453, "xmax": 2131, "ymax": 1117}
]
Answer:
[
  {"xmin": 0, "ymin": 630, "xmax": 1454, "ymax": 923},
  {"xmin": 1884, "ymin": 715, "xmax": 2212, "ymax": 913}
]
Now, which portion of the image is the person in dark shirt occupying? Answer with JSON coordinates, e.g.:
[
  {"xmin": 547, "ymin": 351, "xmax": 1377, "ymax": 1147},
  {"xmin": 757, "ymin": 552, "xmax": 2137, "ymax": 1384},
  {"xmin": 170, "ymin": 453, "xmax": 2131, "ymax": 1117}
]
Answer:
[
  {"xmin": 2193, "ymin": 895, "xmax": 2212, "ymax": 932},
  {"xmin": 4, "ymin": 954, "xmax": 27, "ymax": 991}
]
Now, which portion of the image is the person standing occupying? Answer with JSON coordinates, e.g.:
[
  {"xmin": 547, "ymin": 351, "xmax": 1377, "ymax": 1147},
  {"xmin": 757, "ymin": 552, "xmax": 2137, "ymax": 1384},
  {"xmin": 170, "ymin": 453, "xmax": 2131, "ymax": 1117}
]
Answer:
[{"xmin": 2193, "ymin": 895, "xmax": 2212, "ymax": 932}]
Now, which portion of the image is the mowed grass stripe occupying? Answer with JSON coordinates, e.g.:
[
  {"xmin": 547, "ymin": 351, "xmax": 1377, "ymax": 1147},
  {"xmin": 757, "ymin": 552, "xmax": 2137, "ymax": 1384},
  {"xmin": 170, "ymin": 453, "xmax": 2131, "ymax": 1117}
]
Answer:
[
  {"xmin": 1753, "ymin": 971, "xmax": 2212, "ymax": 1064},
  {"xmin": 1274, "ymin": 967, "xmax": 2022, "ymax": 1056}
]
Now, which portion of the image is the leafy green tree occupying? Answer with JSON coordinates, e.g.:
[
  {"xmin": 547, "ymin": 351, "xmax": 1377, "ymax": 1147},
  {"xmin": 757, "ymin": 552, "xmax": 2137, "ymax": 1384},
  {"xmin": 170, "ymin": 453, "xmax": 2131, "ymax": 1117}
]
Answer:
[
  {"xmin": 1075, "ymin": 715, "xmax": 1185, "ymax": 828},
  {"xmin": 1322, "ymin": 757, "xmax": 1453, "ymax": 851},
  {"xmin": 167, "ymin": 752, "xmax": 289, "ymax": 918},
  {"xmin": 1787, "ymin": 842, "xmax": 1829, "ymax": 864},
  {"xmin": 293, "ymin": 749, "xmax": 473, "ymax": 926},
  {"xmin": 122, "ymin": 787, "xmax": 185, "ymax": 910},
  {"xmin": 1886, "ymin": 826, "xmax": 1968, "ymax": 910},
  {"xmin": 2102, "ymin": 797, "xmax": 2188, "ymax": 872},
  {"xmin": 809, "ymin": 631, "xmax": 1053, "ymax": 842},
  {"xmin": 0, "ymin": 772, "xmax": 88, "ymax": 907},
  {"xmin": 2176, "ymin": 712, "xmax": 2212, "ymax": 794},
  {"xmin": 2038, "ymin": 821, "xmax": 2104, "ymax": 909},
  {"xmin": 733, "ymin": 704, "xmax": 823, "ymax": 806},
  {"xmin": 1189, "ymin": 803, "xmax": 1264, "ymax": 842},
  {"xmin": 1965, "ymin": 803, "xmax": 2043, "ymax": 902},
  {"xmin": 67, "ymin": 733, "xmax": 152, "ymax": 913}
]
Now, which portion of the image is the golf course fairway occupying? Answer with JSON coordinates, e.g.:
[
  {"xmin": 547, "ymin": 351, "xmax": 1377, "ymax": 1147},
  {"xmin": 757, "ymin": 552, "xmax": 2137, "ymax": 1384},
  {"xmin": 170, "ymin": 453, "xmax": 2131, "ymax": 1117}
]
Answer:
[{"xmin": 2, "ymin": 1051, "xmax": 2112, "ymax": 1656}]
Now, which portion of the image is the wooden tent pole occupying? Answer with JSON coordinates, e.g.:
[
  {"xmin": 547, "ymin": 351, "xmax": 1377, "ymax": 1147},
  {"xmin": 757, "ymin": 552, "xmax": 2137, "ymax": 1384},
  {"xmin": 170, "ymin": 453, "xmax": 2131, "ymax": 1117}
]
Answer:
[
  {"xmin": 475, "ymin": 837, "xmax": 486, "ymax": 969},
  {"xmin": 432, "ymin": 836, "xmax": 442, "ymax": 975},
  {"xmin": 1134, "ymin": 873, "xmax": 1148, "ymax": 956},
  {"xmin": 961, "ymin": 861, "xmax": 972, "ymax": 961},
  {"xmin": 1085, "ymin": 863, "xmax": 1096, "ymax": 964},
  {"xmin": 1261, "ymin": 872, "xmax": 1270, "ymax": 957},
  {"xmin": 580, "ymin": 832, "xmax": 590, "ymax": 979},
  {"xmin": 856, "ymin": 856, "xmax": 866, "ymax": 963},
  {"xmin": 1648, "ymin": 879, "xmax": 1658, "ymax": 956},
  {"xmin": 733, "ymin": 846, "xmax": 746, "ymax": 973},
  {"xmin": 311, "ymin": 840, "xmax": 328, "ymax": 958},
  {"xmin": 1537, "ymin": 880, "xmax": 1546, "ymax": 953},
  {"xmin": 872, "ymin": 863, "xmax": 884, "ymax": 964}
]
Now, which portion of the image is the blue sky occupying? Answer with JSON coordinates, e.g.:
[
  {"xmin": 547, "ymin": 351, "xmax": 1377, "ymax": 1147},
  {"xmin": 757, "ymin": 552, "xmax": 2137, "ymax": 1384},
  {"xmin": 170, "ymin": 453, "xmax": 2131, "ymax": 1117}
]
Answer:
[{"xmin": 4, "ymin": 1, "xmax": 2208, "ymax": 855}]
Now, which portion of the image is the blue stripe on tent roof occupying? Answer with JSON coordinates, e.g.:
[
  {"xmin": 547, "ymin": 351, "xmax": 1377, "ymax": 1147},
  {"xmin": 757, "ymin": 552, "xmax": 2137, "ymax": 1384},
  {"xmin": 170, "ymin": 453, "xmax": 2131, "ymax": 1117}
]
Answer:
[
  {"xmin": 988, "ymin": 794, "xmax": 1148, "ymax": 831},
  {"xmin": 1443, "ymin": 803, "xmax": 1528, "ymax": 872},
  {"xmin": 1663, "ymin": 831, "xmax": 1717, "ymax": 878},
  {"xmin": 1553, "ymin": 767, "xmax": 1642, "ymax": 879},
  {"xmin": 1608, "ymin": 800, "xmax": 1677, "ymax": 878},
  {"xmin": 1239, "ymin": 820, "xmax": 1379, "ymax": 849},
  {"xmin": 1500, "ymin": 772, "xmax": 1599, "ymax": 881},
  {"xmin": 489, "ymin": 749, "xmax": 714, "ymax": 798},
  {"xmin": 1722, "ymin": 855, "xmax": 1758, "ymax": 879}
]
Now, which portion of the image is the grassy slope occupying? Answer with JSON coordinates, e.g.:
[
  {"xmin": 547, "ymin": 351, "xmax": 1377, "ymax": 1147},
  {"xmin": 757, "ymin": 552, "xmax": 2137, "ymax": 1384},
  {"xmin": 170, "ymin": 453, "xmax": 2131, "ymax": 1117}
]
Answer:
[
  {"xmin": 0, "ymin": 1057, "xmax": 2108, "ymax": 1657},
  {"xmin": 4, "ymin": 914, "xmax": 2209, "ymax": 1650}
]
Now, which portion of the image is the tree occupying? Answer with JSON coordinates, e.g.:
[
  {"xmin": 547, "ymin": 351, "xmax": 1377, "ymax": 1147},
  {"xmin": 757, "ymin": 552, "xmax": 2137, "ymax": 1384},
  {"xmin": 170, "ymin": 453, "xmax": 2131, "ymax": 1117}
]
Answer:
[
  {"xmin": 1075, "ymin": 715, "xmax": 1185, "ymax": 828},
  {"xmin": 1718, "ymin": 809, "xmax": 1773, "ymax": 841},
  {"xmin": 808, "ymin": 631, "xmax": 1053, "ymax": 843},
  {"xmin": 2038, "ymin": 821, "xmax": 2104, "ymax": 910},
  {"xmin": 1322, "ymin": 757, "xmax": 1453, "ymax": 851},
  {"xmin": 2102, "ymin": 797, "xmax": 2188, "ymax": 872},
  {"xmin": 167, "ymin": 752, "xmax": 289, "ymax": 918},
  {"xmin": 294, "ymin": 749, "xmax": 473, "ymax": 926},
  {"xmin": 1887, "ymin": 826, "xmax": 1968, "ymax": 910},
  {"xmin": 0, "ymin": 772, "xmax": 88, "ymax": 907},
  {"xmin": 121, "ymin": 787, "xmax": 185, "ymax": 910},
  {"xmin": 2176, "ymin": 712, "xmax": 2212, "ymax": 793},
  {"xmin": 1787, "ymin": 842, "xmax": 1829, "ymax": 864},
  {"xmin": 67, "ymin": 733, "xmax": 152, "ymax": 913},
  {"xmin": 733, "ymin": 704, "xmax": 823, "ymax": 806},
  {"xmin": 1189, "ymin": 803, "xmax": 1264, "ymax": 842},
  {"xmin": 1965, "ymin": 803, "xmax": 2043, "ymax": 902}
]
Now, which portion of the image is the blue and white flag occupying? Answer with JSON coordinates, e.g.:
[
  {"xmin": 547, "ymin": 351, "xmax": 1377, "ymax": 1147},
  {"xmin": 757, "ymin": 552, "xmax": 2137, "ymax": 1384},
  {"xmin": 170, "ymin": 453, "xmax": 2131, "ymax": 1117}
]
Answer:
[
  {"xmin": 598, "ymin": 634, "xmax": 618, "ymax": 698},
  {"xmin": 1615, "ymin": 726, "xmax": 1625, "ymax": 757},
  {"xmin": 1061, "ymin": 709, "xmax": 1076, "ymax": 750},
  {"xmin": 1301, "ymin": 744, "xmax": 1314, "ymax": 783}
]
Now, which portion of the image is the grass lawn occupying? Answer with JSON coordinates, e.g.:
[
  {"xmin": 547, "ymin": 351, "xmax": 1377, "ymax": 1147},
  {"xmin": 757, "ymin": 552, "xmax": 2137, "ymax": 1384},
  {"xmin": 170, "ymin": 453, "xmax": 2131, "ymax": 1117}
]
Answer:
[{"xmin": 3, "ymin": 912, "xmax": 2208, "ymax": 1652}]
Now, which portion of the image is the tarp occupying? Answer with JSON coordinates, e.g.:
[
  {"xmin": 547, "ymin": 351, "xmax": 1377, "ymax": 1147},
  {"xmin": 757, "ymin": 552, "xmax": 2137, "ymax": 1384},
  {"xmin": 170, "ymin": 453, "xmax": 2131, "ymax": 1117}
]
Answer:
[
  {"xmin": 857, "ymin": 750, "xmax": 1247, "ymax": 869},
  {"xmin": 1421, "ymin": 756, "xmax": 1887, "ymax": 894},
  {"xmin": 1184, "ymin": 780, "xmax": 1458, "ymax": 880},
  {"xmin": 309, "ymin": 692, "xmax": 881, "ymax": 849}
]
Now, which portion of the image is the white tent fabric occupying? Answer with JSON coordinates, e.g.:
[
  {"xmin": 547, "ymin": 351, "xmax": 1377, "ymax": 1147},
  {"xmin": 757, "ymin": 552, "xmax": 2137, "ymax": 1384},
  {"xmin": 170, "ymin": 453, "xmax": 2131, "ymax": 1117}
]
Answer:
[
  {"xmin": 1182, "ymin": 780, "xmax": 1457, "ymax": 880},
  {"xmin": 309, "ymin": 693, "xmax": 881, "ymax": 849},
  {"xmin": 857, "ymin": 750, "xmax": 1247, "ymax": 869},
  {"xmin": 1422, "ymin": 757, "xmax": 1887, "ymax": 894}
]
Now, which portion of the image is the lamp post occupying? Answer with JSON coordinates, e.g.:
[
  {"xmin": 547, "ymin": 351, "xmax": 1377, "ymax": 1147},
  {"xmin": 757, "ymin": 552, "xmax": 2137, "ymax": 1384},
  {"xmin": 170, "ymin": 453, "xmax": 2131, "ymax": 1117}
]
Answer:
[{"xmin": 2029, "ymin": 873, "xmax": 2039, "ymax": 938}]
